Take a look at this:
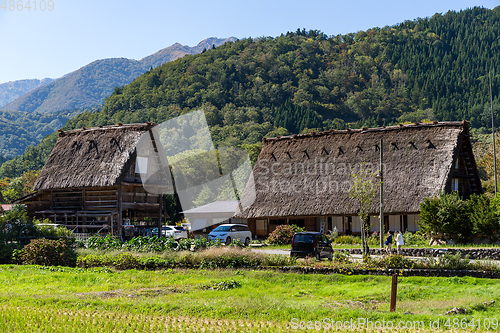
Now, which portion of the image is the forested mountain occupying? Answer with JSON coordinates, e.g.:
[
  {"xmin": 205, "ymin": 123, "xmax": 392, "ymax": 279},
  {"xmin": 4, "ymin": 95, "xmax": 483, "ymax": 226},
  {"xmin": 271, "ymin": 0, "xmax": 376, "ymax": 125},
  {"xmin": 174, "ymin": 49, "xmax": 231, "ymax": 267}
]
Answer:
[
  {"xmin": 2, "ymin": 37, "xmax": 237, "ymax": 114},
  {"xmin": 1, "ymin": 7, "xmax": 500, "ymax": 180},
  {"xmin": 0, "ymin": 109, "xmax": 88, "ymax": 157},
  {"xmin": 0, "ymin": 78, "xmax": 54, "ymax": 108}
]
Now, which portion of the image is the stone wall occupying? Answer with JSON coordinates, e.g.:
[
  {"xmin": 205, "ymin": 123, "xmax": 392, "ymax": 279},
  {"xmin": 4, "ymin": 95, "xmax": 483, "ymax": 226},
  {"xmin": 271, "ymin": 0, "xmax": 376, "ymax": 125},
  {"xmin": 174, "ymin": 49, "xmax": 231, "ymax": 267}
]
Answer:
[{"xmin": 335, "ymin": 248, "xmax": 500, "ymax": 260}]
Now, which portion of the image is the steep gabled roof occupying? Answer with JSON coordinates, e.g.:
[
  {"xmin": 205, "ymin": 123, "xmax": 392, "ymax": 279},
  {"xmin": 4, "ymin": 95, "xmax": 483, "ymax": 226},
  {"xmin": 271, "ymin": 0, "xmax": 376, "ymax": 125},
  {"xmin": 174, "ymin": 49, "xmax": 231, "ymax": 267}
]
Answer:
[
  {"xmin": 34, "ymin": 123, "xmax": 157, "ymax": 191},
  {"xmin": 236, "ymin": 121, "xmax": 481, "ymax": 219}
]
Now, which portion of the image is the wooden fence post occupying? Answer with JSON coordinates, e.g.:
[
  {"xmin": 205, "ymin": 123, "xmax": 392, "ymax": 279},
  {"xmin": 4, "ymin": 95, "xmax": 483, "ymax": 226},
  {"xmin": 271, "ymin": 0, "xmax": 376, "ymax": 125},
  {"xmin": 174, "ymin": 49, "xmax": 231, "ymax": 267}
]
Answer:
[{"xmin": 390, "ymin": 274, "xmax": 398, "ymax": 312}]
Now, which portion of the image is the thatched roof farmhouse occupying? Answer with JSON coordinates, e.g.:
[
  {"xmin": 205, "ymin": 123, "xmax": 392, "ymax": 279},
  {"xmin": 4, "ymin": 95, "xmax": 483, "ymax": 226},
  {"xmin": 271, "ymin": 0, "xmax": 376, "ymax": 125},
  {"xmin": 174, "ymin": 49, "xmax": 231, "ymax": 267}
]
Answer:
[
  {"xmin": 236, "ymin": 121, "xmax": 481, "ymax": 236},
  {"xmin": 17, "ymin": 123, "xmax": 171, "ymax": 238}
]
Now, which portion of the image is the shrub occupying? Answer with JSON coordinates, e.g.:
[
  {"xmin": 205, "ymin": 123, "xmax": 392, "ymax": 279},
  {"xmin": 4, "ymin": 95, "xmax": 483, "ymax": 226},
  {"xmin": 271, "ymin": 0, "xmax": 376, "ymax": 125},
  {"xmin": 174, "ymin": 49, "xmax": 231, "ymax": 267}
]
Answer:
[
  {"xmin": 267, "ymin": 224, "xmax": 304, "ymax": 245},
  {"xmin": 419, "ymin": 192, "xmax": 472, "ymax": 243},
  {"xmin": 333, "ymin": 251, "xmax": 351, "ymax": 263},
  {"xmin": 469, "ymin": 194, "xmax": 500, "ymax": 241},
  {"xmin": 421, "ymin": 252, "xmax": 472, "ymax": 270},
  {"xmin": 112, "ymin": 253, "xmax": 140, "ymax": 270},
  {"xmin": 325, "ymin": 227, "xmax": 338, "ymax": 242},
  {"xmin": 15, "ymin": 238, "xmax": 76, "ymax": 267},
  {"xmin": 0, "ymin": 243, "xmax": 20, "ymax": 264},
  {"xmin": 85, "ymin": 235, "xmax": 122, "ymax": 251},
  {"xmin": 177, "ymin": 238, "xmax": 192, "ymax": 251},
  {"xmin": 420, "ymin": 192, "xmax": 500, "ymax": 243},
  {"xmin": 202, "ymin": 279, "xmax": 241, "ymax": 291},
  {"xmin": 333, "ymin": 235, "xmax": 361, "ymax": 244},
  {"xmin": 230, "ymin": 238, "xmax": 245, "ymax": 247},
  {"xmin": 368, "ymin": 255, "xmax": 415, "ymax": 269},
  {"xmin": 402, "ymin": 231, "xmax": 428, "ymax": 247}
]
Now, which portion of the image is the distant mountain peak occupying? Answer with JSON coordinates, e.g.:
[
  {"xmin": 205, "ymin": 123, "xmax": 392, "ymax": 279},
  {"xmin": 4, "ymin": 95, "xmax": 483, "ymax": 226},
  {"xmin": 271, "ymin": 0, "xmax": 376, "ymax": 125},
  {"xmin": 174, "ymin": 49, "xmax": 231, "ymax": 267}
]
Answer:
[{"xmin": 140, "ymin": 37, "xmax": 237, "ymax": 69}]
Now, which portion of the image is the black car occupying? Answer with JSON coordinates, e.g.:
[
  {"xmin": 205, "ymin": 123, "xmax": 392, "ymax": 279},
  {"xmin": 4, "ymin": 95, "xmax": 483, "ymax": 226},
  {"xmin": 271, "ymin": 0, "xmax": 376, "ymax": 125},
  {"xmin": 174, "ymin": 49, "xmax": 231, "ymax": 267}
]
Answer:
[{"xmin": 290, "ymin": 232, "xmax": 333, "ymax": 260}]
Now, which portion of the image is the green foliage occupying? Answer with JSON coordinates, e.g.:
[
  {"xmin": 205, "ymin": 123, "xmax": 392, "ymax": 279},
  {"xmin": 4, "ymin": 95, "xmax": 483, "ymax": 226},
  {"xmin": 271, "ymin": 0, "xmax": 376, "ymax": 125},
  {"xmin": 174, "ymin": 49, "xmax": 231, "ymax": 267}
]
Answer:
[
  {"xmin": 15, "ymin": 238, "xmax": 76, "ymax": 267},
  {"xmin": 325, "ymin": 227, "xmax": 338, "ymax": 242},
  {"xmin": 401, "ymin": 231, "xmax": 428, "ymax": 247},
  {"xmin": 202, "ymin": 279, "xmax": 241, "ymax": 291},
  {"xmin": 421, "ymin": 252, "xmax": 472, "ymax": 270},
  {"xmin": 420, "ymin": 192, "xmax": 500, "ymax": 243},
  {"xmin": 267, "ymin": 224, "xmax": 305, "ymax": 245},
  {"xmin": 0, "ymin": 243, "xmax": 19, "ymax": 264},
  {"xmin": 332, "ymin": 251, "xmax": 351, "ymax": 264},
  {"xmin": 83, "ymin": 235, "xmax": 222, "ymax": 253},
  {"xmin": 0, "ymin": 109, "xmax": 79, "ymax": 157},
  {"xmin": 85, "ymin": 235, "xmax": 122, "ymax": 251},
  {"xmin": 367, "ymin": 254, "xmax": 415, "ymax": 269},
  {"xmin": 33, "ymin": 221, "xmax": 75, "ymax": 240},
  {"xmin": 333, "ymin": 235, "xmax": 361, "ymax": 245},
  {"xmin": 348, "ymin": 165, "xmax": 378, "ymax": 256},
  {"xmin": 76, "ymin": 248, "xmax": 296, "ymax": 270},
  {"xmin": 419, "ymin": 192, "xmax": 472, "ymax": 242},
  {"xmin": 0, "ymin": 132, "xmax": 58, "ymax": 179},
  {"xmin": 0, "ymin": 204, "xmax": 34, "ymax": 243},
  {"xmin": 469, "ymin": 194, "xmax": 500, "ymax": 241}
]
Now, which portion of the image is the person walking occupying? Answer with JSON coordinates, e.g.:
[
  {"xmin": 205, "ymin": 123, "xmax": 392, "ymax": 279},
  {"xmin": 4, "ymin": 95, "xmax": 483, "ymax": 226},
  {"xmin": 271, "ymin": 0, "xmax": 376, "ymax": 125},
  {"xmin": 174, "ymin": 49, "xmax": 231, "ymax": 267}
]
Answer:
[
  {"xmin": 385, "ymin": 231, "xmax": 393, "ymax": 255},
  {"xmin": 395, "ymin": 231, "xmax": 404, "ymax": 255}
]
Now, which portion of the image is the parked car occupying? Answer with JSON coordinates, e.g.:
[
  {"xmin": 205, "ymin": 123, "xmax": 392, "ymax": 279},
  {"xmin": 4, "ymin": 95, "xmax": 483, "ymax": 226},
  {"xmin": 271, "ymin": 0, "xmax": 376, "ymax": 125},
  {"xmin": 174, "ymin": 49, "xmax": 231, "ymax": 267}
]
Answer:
[
  {"xmin": 151, "ymin": 226, "xmax": 187, "ymax": 240},
  {"xmin": 290, "ymin": 232, "xmax": 333, "ymax": 260},
  {"xmin": 208, "ymin": 224, "xmax": 252, "ymax": 246}
]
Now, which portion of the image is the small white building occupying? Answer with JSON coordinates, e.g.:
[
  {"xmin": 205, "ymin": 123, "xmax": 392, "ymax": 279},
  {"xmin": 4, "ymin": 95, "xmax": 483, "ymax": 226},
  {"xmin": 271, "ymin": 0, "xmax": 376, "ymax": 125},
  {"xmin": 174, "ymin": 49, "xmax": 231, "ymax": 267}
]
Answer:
[{"xmin": 182, "ymin": 201, "xmax": 247, "ymax": 232}]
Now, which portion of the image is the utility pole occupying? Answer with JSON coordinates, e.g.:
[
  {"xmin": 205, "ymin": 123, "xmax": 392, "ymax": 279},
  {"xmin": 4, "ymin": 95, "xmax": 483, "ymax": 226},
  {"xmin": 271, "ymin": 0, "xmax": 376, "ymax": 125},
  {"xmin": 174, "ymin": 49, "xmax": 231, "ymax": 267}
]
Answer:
[
  {"xmin": 490, "ymin": 72, "xmax": 497, "ymax": 196},
  {"xmin": 377, "ymin": 138, "xmax": 384, "ymax": 248}
]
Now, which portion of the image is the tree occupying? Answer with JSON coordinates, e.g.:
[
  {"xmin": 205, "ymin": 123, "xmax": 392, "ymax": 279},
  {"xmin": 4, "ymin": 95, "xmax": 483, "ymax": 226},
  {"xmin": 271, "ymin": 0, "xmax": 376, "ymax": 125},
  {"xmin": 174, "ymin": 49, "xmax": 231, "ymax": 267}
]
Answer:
[
  {"xmin": 419, "ymin": 192, "xmax": 472, "ymax": 243},
  {"xmin": 348, "ymin": 165, "xmax": 378, "ymax": 259},
  {"xmin": 470, "ymin": 194, "xmax": 500, "ymax": 241}
]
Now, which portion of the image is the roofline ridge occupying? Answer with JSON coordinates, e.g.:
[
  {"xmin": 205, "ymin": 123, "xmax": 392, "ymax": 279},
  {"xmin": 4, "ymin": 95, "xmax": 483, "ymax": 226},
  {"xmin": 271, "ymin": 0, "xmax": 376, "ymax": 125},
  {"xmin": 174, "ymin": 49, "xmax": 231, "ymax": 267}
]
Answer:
[
  {"xmin": 58, "ymin": 122, "xmax": 158, "ymax": 137},
  {"xmin": 262, "ymin": 120, "xmax": 468, "ymax": 143}
]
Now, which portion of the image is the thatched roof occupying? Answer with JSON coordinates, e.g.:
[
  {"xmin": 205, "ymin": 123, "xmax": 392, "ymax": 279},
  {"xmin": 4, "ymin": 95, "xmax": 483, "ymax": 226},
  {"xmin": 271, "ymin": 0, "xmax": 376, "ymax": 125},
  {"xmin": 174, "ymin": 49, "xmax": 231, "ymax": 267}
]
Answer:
[
  {"xmin": 34, "ymin": 123, "xmax": 157, "ymax": 191},
  {"xmin": 236, "ymin": 121, "xmax": 481, "ymax": 219}
]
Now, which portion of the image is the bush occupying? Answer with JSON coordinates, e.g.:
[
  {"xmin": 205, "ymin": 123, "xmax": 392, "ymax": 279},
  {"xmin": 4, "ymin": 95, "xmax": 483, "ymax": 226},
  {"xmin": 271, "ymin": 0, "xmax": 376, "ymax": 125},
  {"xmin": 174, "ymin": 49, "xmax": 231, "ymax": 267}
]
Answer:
[
  {"xmin": 368, "ymin": 255, "xmax": 415, "ymax": 269},
  {"xmin": 420, "ymin": 192, "xmax": 500, "ymax": 243},
  {"xmin": 402, "ymin": 231, "xmax": 428, "ymax": 247},
  {"xmin": 325, "ymin": 227, "xmax": 338, "ymax": 242},
  {"xmin": 76, "ymin": 247, "xmax": 296, "ymax": 270},
  {"xmin": 15, "ymin": 238, "xmax": 76, "ymax": 267},
  {"xmin": 469, "ymin": 194, "xmax": 500, "ymax": 241},
  {"xmin": 333, "ymin": 251, "xmax": 351, "ymax": 263},
  {"xmin": 112, "ymin": 253, "xmax": 140, "ymax": 270},
  {"xmin": 333, "ymin": 235, "xmax": 361, "ymax": 244},
  {"xmin": 420, "ymin": 252, "xmax": 472, "ymax": 270},
  {"xmin": 267, "ymin": 224, "xmax": 305, "ymax": 245},
  {"xmin": 0, "ymin": 243, "xmax": 20, "ymax": 264},
  {"xmin": 419, "ymin": 192, "xmax": 472, "ymax": 243}
]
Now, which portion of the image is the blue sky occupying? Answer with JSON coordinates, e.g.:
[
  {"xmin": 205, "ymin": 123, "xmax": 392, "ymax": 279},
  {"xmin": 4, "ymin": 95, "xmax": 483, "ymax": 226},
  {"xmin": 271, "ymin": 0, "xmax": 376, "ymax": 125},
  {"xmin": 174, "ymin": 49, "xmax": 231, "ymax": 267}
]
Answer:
[{"xmin": 0, "ymin": 0, "xmax": 497, "ymax": 84}]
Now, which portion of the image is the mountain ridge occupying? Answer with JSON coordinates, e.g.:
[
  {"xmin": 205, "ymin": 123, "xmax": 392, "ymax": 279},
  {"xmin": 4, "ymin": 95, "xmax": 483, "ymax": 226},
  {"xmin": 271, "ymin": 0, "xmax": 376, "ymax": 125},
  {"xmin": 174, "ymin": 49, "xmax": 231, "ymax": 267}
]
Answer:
[
  {"xmin": 0, "ymin": 78, "xmax": 54, "ymax": 108},
  {"xmin": 2, "ymin": 37, "xmax": 237, "ymax": 114}
]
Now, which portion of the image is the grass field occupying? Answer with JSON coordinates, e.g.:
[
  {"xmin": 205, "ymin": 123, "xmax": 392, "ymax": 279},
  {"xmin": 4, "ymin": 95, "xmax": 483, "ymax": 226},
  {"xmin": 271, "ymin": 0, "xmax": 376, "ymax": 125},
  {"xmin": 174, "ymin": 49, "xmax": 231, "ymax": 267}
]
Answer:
[{"xmin": 0, "ymin": 265, "xmax": 499, "ymax": 332}]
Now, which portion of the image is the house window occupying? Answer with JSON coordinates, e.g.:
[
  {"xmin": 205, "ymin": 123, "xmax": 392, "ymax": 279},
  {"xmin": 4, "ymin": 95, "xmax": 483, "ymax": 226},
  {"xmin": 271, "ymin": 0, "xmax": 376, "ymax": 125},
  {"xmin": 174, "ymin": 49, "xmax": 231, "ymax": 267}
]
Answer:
[
  {"xmin": 289, "ymin": 219, "xmax": 304, "ymax": 228},
  {"xmin": 135, "ymin": 157, "xmax": 148, "ymax": 174},
  {"xmin": 451, "ymin": 178, "xmax": 459, "ymax": 192}
]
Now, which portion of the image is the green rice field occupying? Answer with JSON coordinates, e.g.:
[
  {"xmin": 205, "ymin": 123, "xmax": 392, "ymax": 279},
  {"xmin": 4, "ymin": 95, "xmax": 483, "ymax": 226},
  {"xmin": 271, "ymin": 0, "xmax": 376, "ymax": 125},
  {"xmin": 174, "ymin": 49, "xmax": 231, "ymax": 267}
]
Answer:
[{"xmin": 0, "ymin": 265, "xmax": 499, "ymax": 332}]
